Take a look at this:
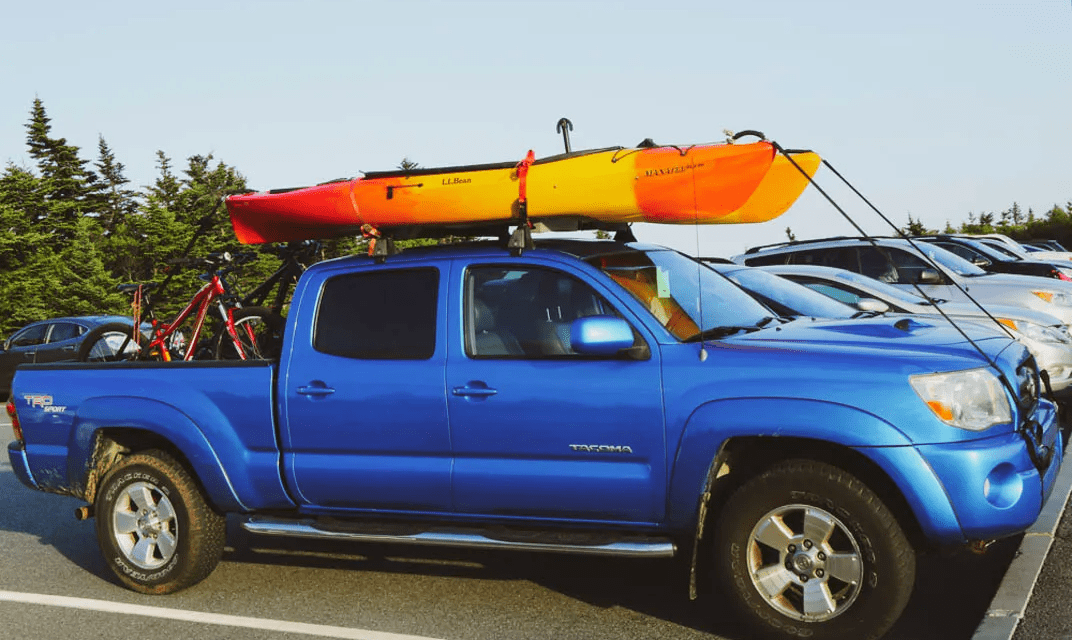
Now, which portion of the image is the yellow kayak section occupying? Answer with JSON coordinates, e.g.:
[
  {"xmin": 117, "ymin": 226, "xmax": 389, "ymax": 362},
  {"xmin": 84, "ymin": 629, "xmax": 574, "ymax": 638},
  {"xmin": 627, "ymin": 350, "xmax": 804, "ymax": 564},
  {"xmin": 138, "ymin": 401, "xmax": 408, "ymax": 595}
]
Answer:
[{"xmin": 227, "ymin": 140, "xmax": 818, "ymax": 244}]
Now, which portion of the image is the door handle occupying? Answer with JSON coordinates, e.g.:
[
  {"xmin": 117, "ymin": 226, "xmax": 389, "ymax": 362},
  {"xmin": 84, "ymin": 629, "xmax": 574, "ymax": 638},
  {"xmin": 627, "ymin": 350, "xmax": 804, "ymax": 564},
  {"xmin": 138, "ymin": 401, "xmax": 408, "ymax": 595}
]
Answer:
[
  {"xmin": 62, "ymin": 345, "xmax": 76, "ymax": 352},
  {"xmin": 297, "ymin": 385, "xmax": 336, "ymax": 396},
  {"xmin": 452, "ymin": 385, "xmax": 498, "ymax": 398}
]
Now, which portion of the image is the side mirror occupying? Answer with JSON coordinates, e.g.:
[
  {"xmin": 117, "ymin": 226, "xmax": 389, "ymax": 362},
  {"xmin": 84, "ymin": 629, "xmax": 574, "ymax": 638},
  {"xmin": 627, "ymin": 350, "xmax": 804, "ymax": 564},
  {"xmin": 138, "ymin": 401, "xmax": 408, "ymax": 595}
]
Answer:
[
  {"xmin": 856, "ymin": 298, "xmax": 890, "ymax": 313},
  {"xmin": 918, "ymin": 269, "xmax": 943, "ymax": 284},
  {"xmin": 971, "ymin": 257, "xmax": 991, "ymax": 267},
  {"xmin": 570, "ymin": 316, "xmax": 636, "ymax": 356}
]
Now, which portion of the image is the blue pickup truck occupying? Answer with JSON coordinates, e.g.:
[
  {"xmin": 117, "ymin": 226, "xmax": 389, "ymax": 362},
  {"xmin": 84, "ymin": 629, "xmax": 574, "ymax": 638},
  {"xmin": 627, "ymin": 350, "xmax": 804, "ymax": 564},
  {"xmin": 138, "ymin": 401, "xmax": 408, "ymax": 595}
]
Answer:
[{"xmin": 6, "ymin": 239, "xmax": 1064, "ymax": 640}]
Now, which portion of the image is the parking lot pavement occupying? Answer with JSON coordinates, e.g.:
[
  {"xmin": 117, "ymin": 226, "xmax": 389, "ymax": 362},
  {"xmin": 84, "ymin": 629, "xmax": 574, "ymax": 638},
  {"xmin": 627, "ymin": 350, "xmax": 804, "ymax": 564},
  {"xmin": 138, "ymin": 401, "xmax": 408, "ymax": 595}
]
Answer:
[
  {"xmin": 974, "ymin": 439, "xmax": 1072, "ymax": 640},
  {"xmin": 1008, "ymin": 487, "xmax": 1072, "ymax": 639}
]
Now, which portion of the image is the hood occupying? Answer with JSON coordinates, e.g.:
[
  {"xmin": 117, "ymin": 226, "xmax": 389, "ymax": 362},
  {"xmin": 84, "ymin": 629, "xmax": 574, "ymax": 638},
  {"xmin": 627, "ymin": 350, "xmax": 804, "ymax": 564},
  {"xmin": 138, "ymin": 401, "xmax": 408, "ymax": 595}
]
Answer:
[
  {"xmin": 930, "ymin": 301, "xmax": 1066, "ymax": 327},
  {"xmin": 725, "ymin": 315, "xmax": 1019, "ymax": 373}
]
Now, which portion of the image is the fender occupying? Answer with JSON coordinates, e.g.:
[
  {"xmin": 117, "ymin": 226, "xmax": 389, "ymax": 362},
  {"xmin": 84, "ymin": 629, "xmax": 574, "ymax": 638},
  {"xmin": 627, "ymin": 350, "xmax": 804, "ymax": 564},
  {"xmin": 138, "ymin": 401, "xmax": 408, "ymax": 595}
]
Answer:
[
  {"xmin": 666, "ymin": 397, "xmax": 962, "ymax": 542},
  {"xmin": 68, "ymin": 395, "xmax": 293, "ymax": 511}
]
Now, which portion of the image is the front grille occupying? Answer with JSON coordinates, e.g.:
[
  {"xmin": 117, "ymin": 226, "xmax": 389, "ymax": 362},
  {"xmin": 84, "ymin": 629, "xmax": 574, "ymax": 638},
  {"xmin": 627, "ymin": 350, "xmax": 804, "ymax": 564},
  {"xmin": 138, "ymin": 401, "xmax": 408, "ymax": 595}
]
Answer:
[{"xmin": 1016, "ymin": 356, "xmax": 1040, "ymax": 417}]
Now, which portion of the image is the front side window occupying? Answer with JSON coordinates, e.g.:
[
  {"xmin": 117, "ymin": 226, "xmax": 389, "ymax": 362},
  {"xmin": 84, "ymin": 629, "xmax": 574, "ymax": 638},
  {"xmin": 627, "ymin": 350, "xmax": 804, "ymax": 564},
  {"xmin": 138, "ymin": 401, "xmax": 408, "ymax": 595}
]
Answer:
[
  {"xmin": 314, "ymin": 268, "xmax": 438, "ymax": 360},
  {"xmin": 10, "ymin": 324, "xmax": 47, "ymax": 348},
  {"xmin": 465, "ymin": 266, "xmax": 625, "ymax": 358}
]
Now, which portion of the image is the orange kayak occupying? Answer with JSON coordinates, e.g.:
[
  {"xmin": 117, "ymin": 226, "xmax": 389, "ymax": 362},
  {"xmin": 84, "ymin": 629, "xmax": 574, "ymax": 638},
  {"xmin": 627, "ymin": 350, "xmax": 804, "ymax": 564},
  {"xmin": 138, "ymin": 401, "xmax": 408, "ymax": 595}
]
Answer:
[{"xmin": 226, "ymin": 140, "xmax": 814, "ymax": 244}]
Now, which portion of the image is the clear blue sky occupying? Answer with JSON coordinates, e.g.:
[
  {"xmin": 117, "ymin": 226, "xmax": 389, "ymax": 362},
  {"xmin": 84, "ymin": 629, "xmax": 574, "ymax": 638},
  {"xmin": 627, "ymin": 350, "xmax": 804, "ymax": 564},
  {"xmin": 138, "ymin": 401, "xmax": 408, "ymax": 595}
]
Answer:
[{"xmin": 2, "ymin": 0, "xmax": 1069, "ymax": 257}]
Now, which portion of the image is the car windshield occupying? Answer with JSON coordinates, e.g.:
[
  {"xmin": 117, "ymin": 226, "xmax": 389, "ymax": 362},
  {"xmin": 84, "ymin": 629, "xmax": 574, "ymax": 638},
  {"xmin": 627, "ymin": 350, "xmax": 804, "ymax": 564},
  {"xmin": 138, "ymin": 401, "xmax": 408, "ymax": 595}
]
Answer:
[
  {"xmin": 916, "ymin": 243, "xmax": 988, "ymax": 277},
  {"xmin": 830, "ymin": 270, "xmax": 933, "ymax": 305},
  {"xmin": 589, "ymin": 248, "xmax": 776, "ymax": 341},
  {"xmin": 974, "ymin": 240, "xmax": 1024, "ymax": 260},
  {"xmin": 722, "ymin": 267, "xmax": 857, "ymax": 320}
]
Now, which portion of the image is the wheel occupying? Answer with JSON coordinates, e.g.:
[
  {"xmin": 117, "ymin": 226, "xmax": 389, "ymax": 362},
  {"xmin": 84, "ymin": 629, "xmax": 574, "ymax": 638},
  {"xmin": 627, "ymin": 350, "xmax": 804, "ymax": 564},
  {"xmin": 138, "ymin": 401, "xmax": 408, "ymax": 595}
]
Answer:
[
  {"xmin": 712, "ymin": 459, "xmax": 915, "ymax": 640},
  {"xmin": 215, "ymin": 306, "xmax": 284, "ymax": 360},
  {"xmin": 94, "ymin": 449, "xmax": 225, "ymax": 594},
  {"xmin": 77, "ymin": 322, "xmax": 142, "ymax": 362}
]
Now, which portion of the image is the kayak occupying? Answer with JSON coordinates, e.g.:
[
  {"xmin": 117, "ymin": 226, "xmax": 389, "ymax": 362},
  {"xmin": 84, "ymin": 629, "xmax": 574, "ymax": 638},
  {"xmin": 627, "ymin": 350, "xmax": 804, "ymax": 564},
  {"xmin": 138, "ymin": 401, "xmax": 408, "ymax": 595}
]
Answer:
[
  {"xmin": 715, "ymin": 151, "xmax": 821, "ymax": 224},
  {"xmin": 226, "ymin": 140, "xmax": 814, "ymax": 244}
]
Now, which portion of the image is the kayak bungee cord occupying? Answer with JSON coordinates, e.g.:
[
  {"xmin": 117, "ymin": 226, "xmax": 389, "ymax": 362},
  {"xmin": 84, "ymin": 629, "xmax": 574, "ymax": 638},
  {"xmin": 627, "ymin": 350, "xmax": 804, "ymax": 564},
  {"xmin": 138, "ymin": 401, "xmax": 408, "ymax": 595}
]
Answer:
[{"xmin": 762, "ymin": 136, "xmax": 1026, "ymax": 404}]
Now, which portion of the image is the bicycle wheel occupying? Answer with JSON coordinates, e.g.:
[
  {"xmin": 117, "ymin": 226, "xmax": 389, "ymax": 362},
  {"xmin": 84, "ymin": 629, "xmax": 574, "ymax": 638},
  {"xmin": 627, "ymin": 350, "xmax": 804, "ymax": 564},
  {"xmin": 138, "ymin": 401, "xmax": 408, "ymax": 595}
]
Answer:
[
  {"xmin": 215, "ymin": 307, "xmax": 285, "ymax": 360},
  {"xmin": 77, "ymin": 323, "xmax": 143, "ymax": 362}
]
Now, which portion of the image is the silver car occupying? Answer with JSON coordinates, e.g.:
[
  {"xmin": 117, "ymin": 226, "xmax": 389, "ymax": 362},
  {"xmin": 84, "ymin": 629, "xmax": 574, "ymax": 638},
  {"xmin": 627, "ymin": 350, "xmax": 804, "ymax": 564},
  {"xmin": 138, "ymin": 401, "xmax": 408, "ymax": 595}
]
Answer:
[
  {"xmin": 733, "ymin": 236, "xmax": 1072, "ymax": 327},
  {"xmin": 761, "ymin": 263, "xmax": 1072, "ymax": 396}
]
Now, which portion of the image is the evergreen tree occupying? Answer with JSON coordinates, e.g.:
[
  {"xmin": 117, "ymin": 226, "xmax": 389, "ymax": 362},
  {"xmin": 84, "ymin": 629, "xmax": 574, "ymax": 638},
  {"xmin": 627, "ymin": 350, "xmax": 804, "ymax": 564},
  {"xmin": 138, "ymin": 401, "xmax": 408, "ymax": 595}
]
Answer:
[
  {"xmin": 903, "ymin": 214, "xmax": 928, "ymax": 236},
  {"xmin": 23, "ymin": 98, "xmax": 98, "ymax": 241},
  {"xmin": 94, "ymin": 135, "xmax": 138, "ymax": 233}
]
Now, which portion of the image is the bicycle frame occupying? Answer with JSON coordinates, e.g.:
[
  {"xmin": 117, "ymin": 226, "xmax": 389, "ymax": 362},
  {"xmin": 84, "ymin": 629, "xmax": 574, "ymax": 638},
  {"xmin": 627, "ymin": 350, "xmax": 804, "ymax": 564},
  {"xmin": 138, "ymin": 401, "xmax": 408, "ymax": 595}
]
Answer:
[{"xmin": 137, "ymin": 274, "xmax": 257, "ymax": 361}]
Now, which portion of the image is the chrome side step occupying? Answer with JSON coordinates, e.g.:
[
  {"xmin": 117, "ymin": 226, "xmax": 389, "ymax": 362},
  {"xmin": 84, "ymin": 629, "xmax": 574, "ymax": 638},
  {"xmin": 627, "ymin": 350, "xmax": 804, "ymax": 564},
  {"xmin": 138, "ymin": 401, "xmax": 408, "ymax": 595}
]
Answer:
[{"xmin": 242, "ymin": 517, "xmax": 676, "ymax": 558}]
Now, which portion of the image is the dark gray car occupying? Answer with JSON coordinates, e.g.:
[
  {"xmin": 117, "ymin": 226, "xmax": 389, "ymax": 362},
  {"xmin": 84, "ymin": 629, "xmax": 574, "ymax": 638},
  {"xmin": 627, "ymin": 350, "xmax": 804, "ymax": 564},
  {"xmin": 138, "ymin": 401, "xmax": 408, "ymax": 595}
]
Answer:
[{"xmin": 0, "ymin": 315, "xmax": 135, "ymax": 399}]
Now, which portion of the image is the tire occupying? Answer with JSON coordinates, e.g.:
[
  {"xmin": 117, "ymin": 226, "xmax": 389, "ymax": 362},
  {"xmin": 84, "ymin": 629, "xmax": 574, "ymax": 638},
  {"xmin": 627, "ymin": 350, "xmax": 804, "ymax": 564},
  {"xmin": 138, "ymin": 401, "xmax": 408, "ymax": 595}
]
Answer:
[
  {"xmin": 94, "ymin": 449, "xmax": 225, "ymax": 594},
  {"xmin": 215, "ymin": 306, "xmax": 284, "ymax": 360},
  {"xmin": 712, "ymin": 459, "xmax": 915, "ymax": 640},
  {"xmin": 77, "ymin": 322, "xmax": 142, "ymax": 362}
]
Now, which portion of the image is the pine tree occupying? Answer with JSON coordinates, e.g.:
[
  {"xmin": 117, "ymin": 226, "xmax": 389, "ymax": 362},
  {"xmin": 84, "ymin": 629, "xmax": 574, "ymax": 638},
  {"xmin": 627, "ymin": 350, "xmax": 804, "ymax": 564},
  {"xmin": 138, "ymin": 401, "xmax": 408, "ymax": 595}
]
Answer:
[
  {"xmin": 94, "ymin": 135, "xmax": 138, "ymax": 233},
  {"xmin": 23, "ymin": 98, "xmax": 98, "ymax": 241}
]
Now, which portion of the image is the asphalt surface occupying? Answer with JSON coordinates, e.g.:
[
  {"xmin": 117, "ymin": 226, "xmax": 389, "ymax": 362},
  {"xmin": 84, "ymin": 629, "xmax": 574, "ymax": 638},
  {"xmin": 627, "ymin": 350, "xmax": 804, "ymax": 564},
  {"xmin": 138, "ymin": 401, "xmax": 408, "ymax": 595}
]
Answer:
[
  {"xmin": 1010, "ymin": 483, "xmax": 1072, "ymax": 640},
  {"xmin": 0, "ymin": 415, "xmax": 1064, "ymax": 640}
]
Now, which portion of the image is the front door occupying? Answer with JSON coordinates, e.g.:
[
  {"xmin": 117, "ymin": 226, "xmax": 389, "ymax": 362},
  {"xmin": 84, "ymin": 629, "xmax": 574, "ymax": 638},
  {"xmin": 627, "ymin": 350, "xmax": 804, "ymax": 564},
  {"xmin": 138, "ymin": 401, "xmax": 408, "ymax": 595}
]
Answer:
[{"xmin": 446, "ymin": 263, "xmax": 666, "ymax": 525}]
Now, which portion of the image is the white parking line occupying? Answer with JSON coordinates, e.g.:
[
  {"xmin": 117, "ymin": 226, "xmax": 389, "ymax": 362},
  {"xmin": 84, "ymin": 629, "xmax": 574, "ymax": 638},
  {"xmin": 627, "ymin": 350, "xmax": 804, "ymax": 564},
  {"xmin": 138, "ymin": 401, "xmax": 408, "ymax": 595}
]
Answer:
[{"xmin": 0, "ymin": 590, "xmax": 445, "ymax": 640}]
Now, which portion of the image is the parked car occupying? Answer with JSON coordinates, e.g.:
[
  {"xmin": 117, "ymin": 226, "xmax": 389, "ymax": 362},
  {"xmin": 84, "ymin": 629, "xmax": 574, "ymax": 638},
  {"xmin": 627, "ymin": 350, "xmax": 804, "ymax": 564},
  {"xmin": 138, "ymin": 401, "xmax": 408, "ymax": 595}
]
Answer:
[
  {"xmin": 759, "ymin": 263, "xmax": 1072, "ymax": 398},
  {"xmin": 1025, "ymin": 239, "xmax": 1071, "ymax": 253},
  {"xmin": 0, "ymin": 315, "xmax": 138, "ymax": 399},
  {"xmin": 961, "ymin": 233, "xmax": 1072, "ymax": 263},
  {"xmin": 703, "ymin": 261, "xmax": 860, "ymax": 319},
  {"xmin": 732, "ymin": 236, "xmax": 1072, "ymax": 327},
  {"xmin": 913, "ymin": 235, "xmax": 1072, "ymax": 281}
]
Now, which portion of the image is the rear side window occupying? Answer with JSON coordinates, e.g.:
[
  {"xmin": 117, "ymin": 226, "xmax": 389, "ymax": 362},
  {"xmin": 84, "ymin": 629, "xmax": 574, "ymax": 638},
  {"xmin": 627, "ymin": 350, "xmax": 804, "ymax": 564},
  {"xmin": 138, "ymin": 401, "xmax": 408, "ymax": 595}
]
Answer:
[
  {"xmin": 314, "ymin": 268, "xmax": 438, "ymax": 360},
  {"xmin": 48, "ymin": 322, "xmax": 85, "ymax": 343},
  {"xmin": 790, "ymin": 247, "xmax": 860, "ymax": 271},
  {"xmin": 741, "ymin": 252, "xmax": 790, "ymax": 267}
]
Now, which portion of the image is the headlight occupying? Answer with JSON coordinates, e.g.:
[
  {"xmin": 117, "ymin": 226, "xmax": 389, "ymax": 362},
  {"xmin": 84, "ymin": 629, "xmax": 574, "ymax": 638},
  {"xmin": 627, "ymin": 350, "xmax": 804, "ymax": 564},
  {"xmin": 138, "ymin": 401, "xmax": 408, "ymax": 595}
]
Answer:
[
  {"xmin": 910, "ymin": 368, "xmax": 1011, "ymax": 431},
  {"xmin": 1032, "ymin": 290, "xmax": 1072, "ymax": 307},
  {"xmin": 997, "ymin": 318, "xmax": 1072, "ymax": 344}
]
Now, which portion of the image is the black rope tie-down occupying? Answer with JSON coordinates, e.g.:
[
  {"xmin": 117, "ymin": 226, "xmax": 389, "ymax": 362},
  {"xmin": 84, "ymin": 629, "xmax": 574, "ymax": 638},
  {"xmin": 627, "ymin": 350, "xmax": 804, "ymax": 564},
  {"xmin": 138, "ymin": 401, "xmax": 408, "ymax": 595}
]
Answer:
[{"xmin": 769, "ymin": 140, "xmax": 1023, "ymax": 404}]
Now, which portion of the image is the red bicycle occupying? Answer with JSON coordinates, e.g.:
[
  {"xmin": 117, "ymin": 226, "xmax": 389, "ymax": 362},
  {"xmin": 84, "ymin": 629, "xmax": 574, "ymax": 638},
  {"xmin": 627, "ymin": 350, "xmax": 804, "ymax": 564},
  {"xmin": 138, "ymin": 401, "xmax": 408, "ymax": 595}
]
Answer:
[{"xmin": 78, "ymin": 252, "xmax": 283, "ymax": 362}]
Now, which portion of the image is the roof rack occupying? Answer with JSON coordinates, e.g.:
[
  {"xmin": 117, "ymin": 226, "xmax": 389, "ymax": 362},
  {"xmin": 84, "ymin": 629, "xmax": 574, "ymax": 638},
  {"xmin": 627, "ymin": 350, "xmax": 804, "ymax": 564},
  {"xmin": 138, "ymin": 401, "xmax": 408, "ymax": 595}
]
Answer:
[{"xmin": 743, "ymin": 235, "xmax": 863, "ymax": 254}]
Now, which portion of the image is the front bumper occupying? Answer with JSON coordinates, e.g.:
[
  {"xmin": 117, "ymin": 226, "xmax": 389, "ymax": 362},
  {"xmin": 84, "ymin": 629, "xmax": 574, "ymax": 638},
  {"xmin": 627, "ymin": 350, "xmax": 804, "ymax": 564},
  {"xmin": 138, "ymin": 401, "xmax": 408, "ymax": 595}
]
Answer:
[
  {"xmin": 917, "ymin": 399, "xmax": 1063, "ymax": 542},
  {"xmin": 1027, "ymin": 340, "xmax": 1072, "ymax": 395}
]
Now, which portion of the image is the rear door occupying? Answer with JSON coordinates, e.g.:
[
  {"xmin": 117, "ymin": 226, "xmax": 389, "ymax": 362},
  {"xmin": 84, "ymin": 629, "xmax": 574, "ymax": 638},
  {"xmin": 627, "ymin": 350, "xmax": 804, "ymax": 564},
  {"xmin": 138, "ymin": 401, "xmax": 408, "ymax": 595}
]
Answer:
[
  {"xmin": 446, "ymin": 259, "xmax": 667, "ymax": 524},
  {"xmin": 280, "ymin": 263, "xmax": 453, "ymax": 513}
]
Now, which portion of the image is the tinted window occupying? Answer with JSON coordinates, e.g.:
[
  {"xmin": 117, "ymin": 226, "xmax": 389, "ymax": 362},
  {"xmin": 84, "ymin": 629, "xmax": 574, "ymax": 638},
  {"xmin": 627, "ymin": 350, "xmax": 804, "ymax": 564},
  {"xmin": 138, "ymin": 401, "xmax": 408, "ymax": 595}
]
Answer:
[
  {"xmin": 934, "ymin": 241, "xmax": 986, "ymax": 264},
  {"xmin": 466, "ymin": 266, "xmax": 621, "ymax": 358},
  {"xmin": 741, "ymin": 251, "xmax": 791, "ymax": 267},
  {"xmin": 789, "ymin": 247, "xmax": 860, "ymax": 271},
  {"xmin": 48, "ymin": 322, "xmax": 84, "ymax": 343},
  {"xmin": 10, "ymin": 324, "xmax": 47, "ymax": 348},
  {"xmin": 314, "ymin": 268, "xmax": 438, "ymax": 360}
]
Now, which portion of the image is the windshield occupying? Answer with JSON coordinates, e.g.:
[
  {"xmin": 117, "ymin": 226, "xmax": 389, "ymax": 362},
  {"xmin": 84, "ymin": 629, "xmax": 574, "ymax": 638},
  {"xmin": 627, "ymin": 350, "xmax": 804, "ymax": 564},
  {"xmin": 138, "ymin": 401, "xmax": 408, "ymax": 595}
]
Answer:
[
  {"xmin": 589, "ymin": 249, "xmax": 775, "ymax": 341},
  {"xmin": 917, "ymin": 243, "xmax": 988, "ymax": 277},
  {"xmin": 722, "ymin": 267, "xmax": 857, "ymax": 319},
  {"xmin": 831, "ymin": 269, "xmax": 933, "ymax": 305},
  {"xmin": 973, "ymin": 240, "xmax": 1022, "ymax": 260}
]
